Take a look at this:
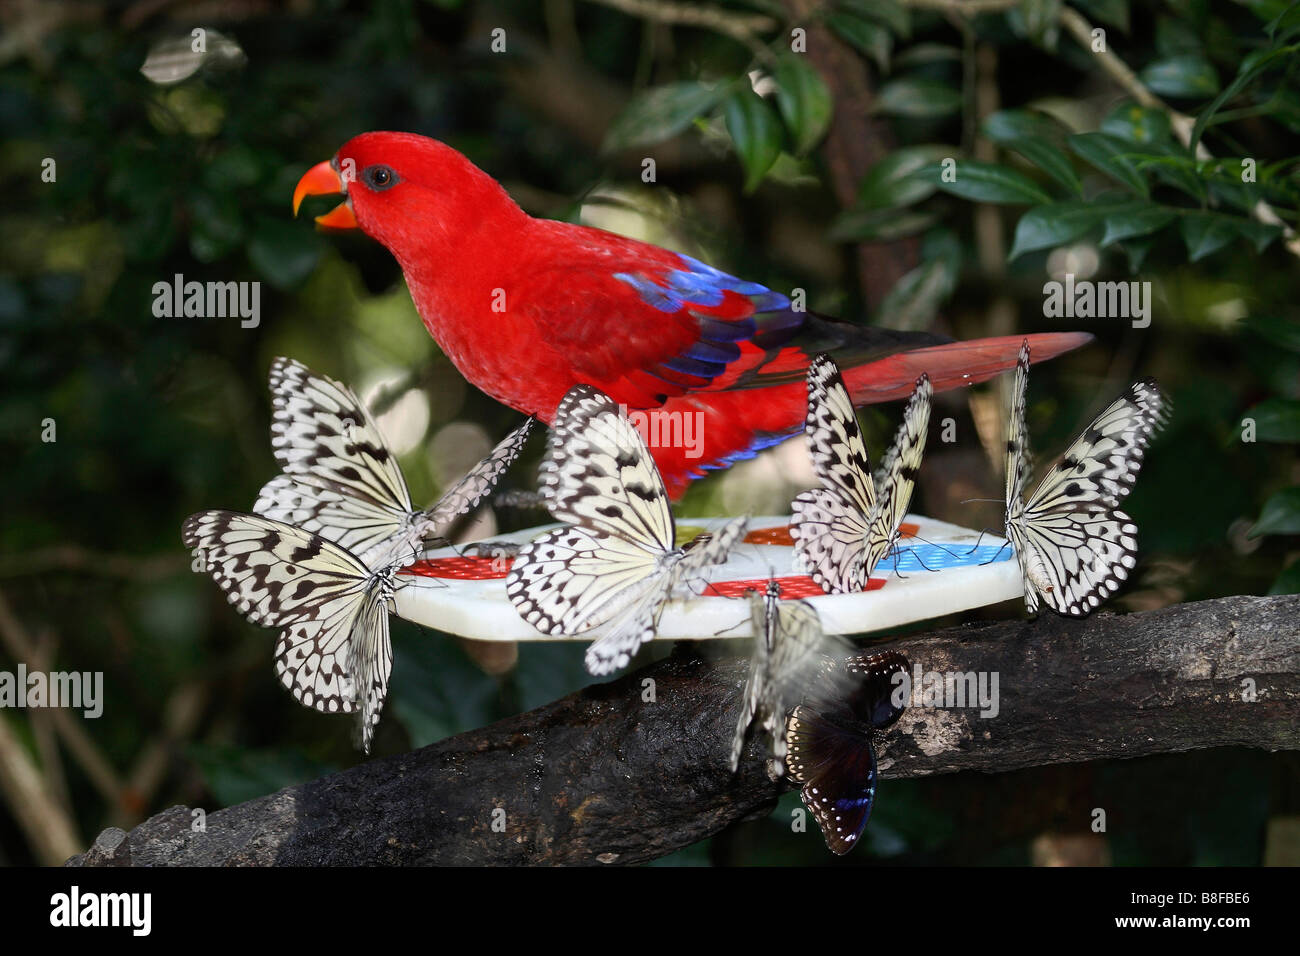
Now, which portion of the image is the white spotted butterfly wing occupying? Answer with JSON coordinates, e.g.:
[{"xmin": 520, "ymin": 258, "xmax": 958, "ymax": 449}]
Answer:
[
  {"xmin": 729, "ymin": 580, "xmax": 851, "ymax": 772},
  {"xmin": 506, "ymin": 385, "xmax": 746, "ymax": 676},
  {"xmin": 792, "ymin": 355, "xmax": 931, "ymax": 593},
  {"xmin": 182, "ymin": 510, "xmax": 395, "ymax": 752},
  {"xmin": 255, "ymin": 357, "xmax": 532, "ymax": 567},
  {"xmin": 1005, "ymin": 341, "xmax": 1167, "ymax": 616}
]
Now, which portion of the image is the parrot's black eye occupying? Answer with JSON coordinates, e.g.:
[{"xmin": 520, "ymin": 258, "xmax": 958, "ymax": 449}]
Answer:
[{"xmin": 363, "ymin": 165, "xmax": 398, "ymax": 190}]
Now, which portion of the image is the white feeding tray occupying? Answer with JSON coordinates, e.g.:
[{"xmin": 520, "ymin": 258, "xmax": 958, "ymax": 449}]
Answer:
[{"xmin": 391, "ymin": 515, "xmax": 1021, "ymax": 641}]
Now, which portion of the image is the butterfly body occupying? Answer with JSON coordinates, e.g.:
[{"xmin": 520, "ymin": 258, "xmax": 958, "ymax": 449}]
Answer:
[
  {"xmin": 1004, "ymin": 342, "xmax": 1166, "ymax": 616},
  {"xmin": 791, "ymin": 355, "xmax": 933, "ymax": 593},
  {"xmin": 183, "ymin": 510, "xmax": 399, "ymax": 752},
  {"xmin": 729, "ymin": 580, "xmax": 846, "ymax": 773},
  {"xmin": 255, "ymin": 357, "xmax": 533, "ymax": 570},
  {"xmin": 507, "ymin": 385, "xmax": 747, "ymax": 674}
]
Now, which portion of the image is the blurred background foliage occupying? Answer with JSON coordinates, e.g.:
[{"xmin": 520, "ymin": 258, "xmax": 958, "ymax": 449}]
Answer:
[{"xmin": 1, "ymin": 0, "xmax": 1297, "ymax": 866}]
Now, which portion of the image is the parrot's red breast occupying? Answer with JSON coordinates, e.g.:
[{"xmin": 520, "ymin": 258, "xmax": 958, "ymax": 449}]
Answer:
[{"xmin": 292, "ymin": 131, "xmax": 1091, "ymax": 496}]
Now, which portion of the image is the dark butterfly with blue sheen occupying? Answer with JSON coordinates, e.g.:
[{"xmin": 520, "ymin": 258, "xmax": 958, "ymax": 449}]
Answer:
[{"xmin": 784, "ymin": 649, "xmax": 910, "ymax": 855}]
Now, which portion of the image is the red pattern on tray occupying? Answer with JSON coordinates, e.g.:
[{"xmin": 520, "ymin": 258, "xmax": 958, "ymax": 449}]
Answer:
[
  {"xmin": 400, "ymin": 556, "xmax": 513, "ymax": 580},
  {"xmin": 744, "ymin": 522, "xmax": 917, "ymax": 547},
  {"xmin": 703, "ymin": 575, "xmax": 885, "ymax": 598}
]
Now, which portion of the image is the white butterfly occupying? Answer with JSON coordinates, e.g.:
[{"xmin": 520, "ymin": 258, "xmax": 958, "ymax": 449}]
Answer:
[
  {"xmin": 182, "ymin": 510, "xmax": 398, "ymax": 753},
  {"xmin": 1005, "ymin": 340, "xmax": 1167, "ymax": 616},
  {"xmin": 506, "ymin": 385, "xmax": 749, "ymax": 675},
  {"xmin": 254, "ymin": 357, "xmax": 533, "ymax": 569},
  {"xmin": 791, "ymin": 355, "xmax": 932, "ymax": 593},
  {"xmin": 730, "ymin": 580, "xmax": 850, "ymax": 772}
]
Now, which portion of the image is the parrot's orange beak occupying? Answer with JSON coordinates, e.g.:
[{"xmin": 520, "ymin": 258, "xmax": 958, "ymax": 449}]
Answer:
[{"xmin": 293, "ymin": 160, "xmax": 358, "ymax": 229}]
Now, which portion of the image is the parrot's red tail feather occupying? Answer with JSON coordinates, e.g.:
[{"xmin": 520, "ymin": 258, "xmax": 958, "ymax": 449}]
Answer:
[
  {"xmin": 843, "ymin": 332, "xmax": 1094, "ymax": 403},
  {"xmin": 654, "ymin": 331, "xmax": 1092, "ymax": 498}
]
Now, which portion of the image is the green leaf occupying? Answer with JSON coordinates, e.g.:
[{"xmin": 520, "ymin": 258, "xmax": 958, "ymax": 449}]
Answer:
[
  {"xmin": 873, "ymin": 77, "xmax": 962, "ymax": 118},
  {"xmin": 1068, "ymin": 132, "xmax": 1150, "ymax": 197},
  {"xmin": 1073, "ymin": 0, "xmax": 1130, "ymax": 31},
  {"xmin": 1179, "ymin": 211, "xmax": 1268, "ymax": 261},
  {"xmin": 1265, "ymin": 2, "xmax": 1300, "ymax": 42},
  {"xmin": 1140, "ymin": 55, "xmax": 1221, "ymax": 98},
  {"xmin": 1179, "ymin": 212, "xmax": 1237, "ymax": 261},
  {"xmin": 840, "ymin": 0, "xmax": 910, "ymax": 37},
  {"xmin": 856, "ymin": 145, "xmax": 952, "ymax": 208},
  {"xmin": 876, "ymin": 230, "xmax": 961, "ymax": 330},
  {"xmin": 247, "ymin": 217, "xmax": 323, "ymax": 289},
  {"xmin": 1191, "ymin": 45, "xmax": 1300, "ymax": 148},
  {"xmin": 1249, "ymin": 486, "xmax": 1300, "ymax": 537},
  {"xmin": 1124, "ymin": 147, "xmax": 1206, "ymax": 201},
  {"xmin": 983, "ymin": 108, "xmax": 1066, "ymax": 144},
  {"xmin": 774, "ymin": 56, "xmax": 833, "ymax": 155},
  {"xmin": 602, "ymin": 82, "xmax": 722, "ymax": 152},
  {"xmin": 1244, "ymin": 398, "xmax": 1300, "ymax": 441},
  {"xmin": 724, "ymin": 88, "xmax": 784, "ymax": 192},
  {"xmin": 1155, "ymin": 16, "xmax": 1203, "ymax": 57},
  {"xmin": 828, "ymin": 207, "xmax": 938, "ymax": 241},
  {"xmin": 1240, "ymin": 314, "xmax": 1300, "ymax": 352},
  {"xmin": 1100, "ymin": 103, "xmax": 1173, "ymax": 145},
  {"xmin": 921, "ymin": 159, "xmax": 1054, "ymax": 204},
  {"xmin": 1002, "ymin": 137, "xmax": 1082, "ymax": 194},
  {"xmin": 1099, "ymin": 201, "xmax": 1177, "ymax": 246},
  {"xmin": 1014, "ymin": 0, "xmax": 1062, "ymax": 50},
  {"xmin": 1008, "ymin": 200, "xmax": 1108, "ymax": 259},
  {"xmin": 1121, "ymin": 236, "xmax": 1154, "ymax": 272},
  {"xmin": 826, "ymin": 12, "xmax": 892, "ymax": 72},
  {"xmin": 1268, "ymin": 558, "xmax": 1300, "ymax": 596},
  {"xmin": 892, "ymin": 43, "xmax": 962, "ymax": 69}
]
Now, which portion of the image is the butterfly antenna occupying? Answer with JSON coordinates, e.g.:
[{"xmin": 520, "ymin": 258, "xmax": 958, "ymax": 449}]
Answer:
[
  {"xmin": 901, "ymin": 531, "xmax": 963, "ymax": 563},
  {"xmin": 964, "ymin": 527, "xmax": 1008, "ymax": 556},
  {"xmin": 979, "ymin": 538, "xmax": 1012, "ymax": 567}
]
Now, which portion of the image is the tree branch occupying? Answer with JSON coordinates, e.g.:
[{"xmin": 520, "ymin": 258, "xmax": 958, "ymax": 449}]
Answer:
[{"xmin": 69, "ymin": 594, "xmax": 1300, "ymax": 866}]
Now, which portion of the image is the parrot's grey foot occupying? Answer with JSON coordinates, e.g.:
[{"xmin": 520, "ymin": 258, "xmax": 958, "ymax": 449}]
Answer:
[{"xmin": 461, "ymin": 540, "xmax": 522, "ymax": 560}]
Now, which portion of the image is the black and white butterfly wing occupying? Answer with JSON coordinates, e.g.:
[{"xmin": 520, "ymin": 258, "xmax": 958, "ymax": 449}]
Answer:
[
  {"xmin": 540, "ymin": 386, "xmax": 675, "ymax": 548},
  {"xmin": 1025, "ymin": 380, "xmax": 1166, "ymax": 513},
  {"xmin": 257, "ymin": 358, "xmax": 414, "ymax": 557},
  {"xmin": 572, "ymin": 517, "xmax": 748, "ymax": 675},
  {"xmin": 730, "ymin": 583, "xmax": 846, "ymax": 772},
  {"xmin": 255, "ymin": 473, "xmax": 412, "ymax": 566},
  {"xmin": 791, "ymin": 488, "xmax": 871, "ymax": 593},
  {"xmin": 577, "ymin": 515, "xmax": 748, "ymax": 678},
  {"xmin": 1011, "ymin": 375, "xmax": 1167, "ymax": 616},
  {"xmin": 1005, "ymin": 341, "xmax": 1032, "ymax": 519},
  {"xmin": 803, "ymin": 355, "xmax": 876, "ymax": 516},
  {"xmin": 730, "ymin": 584, "xmax": 777, "ymax": 773},
  {"xmin": 418, "ymin": 418, "xmax": 535, "ymax": 534},
  {"xmin": 507, "ymin": 525, "xmax": 669, "ymax": 637},
  {"xmin": 863, "ymin": 374, "xmax": 932, "ymax": 576},
  {"xmin": 183, "ymin": 510, "xmax": 394, "ymax": 753},
  {"xmin": 346, "ymin": 582, "xmax": 394, "ymax": 753},
  {"xmin": 1016, "ymin": 508, "xmax": 1140, "ymax": 615},
  {"xmin": 792, "ymin": 356, "xmax": 878, "ymax": 594},
  {"xmin": 678, "ymin": 515, "xmax": 750, "ymax": 580}
]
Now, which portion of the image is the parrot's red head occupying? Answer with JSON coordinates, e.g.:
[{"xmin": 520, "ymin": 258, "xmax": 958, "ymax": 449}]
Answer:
[{"xmin": 292, "ymin": 132, "xmax": 526, "ymax": 259}]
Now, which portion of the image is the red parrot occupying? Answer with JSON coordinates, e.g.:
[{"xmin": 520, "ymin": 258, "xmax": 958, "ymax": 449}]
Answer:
[{"xmin": 293, "ymin": 132, "xmax": 1090, "ymax": 497}]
